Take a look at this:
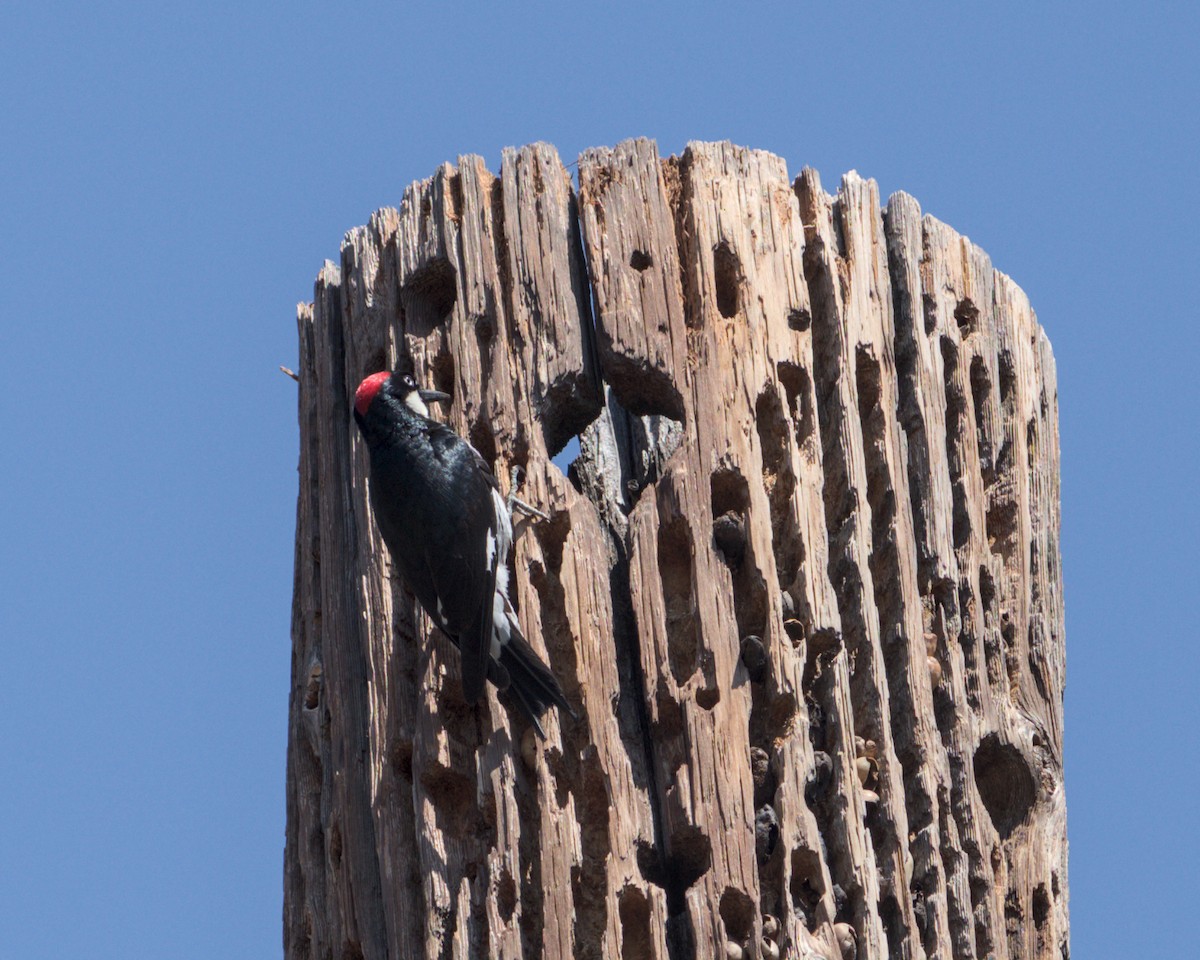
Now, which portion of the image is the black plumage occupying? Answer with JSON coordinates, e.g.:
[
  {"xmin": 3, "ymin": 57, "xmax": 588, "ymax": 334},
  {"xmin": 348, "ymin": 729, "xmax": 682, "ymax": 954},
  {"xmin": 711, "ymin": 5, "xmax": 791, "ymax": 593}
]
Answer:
[{"xmin": 352, "ymin": 360, "xmax": 573, "ymax": 737}]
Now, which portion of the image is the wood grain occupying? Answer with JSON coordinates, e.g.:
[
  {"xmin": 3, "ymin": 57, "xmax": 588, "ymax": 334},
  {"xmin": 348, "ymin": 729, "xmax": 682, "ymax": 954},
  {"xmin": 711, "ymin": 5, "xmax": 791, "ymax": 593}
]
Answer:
[{"xmin": 284, "ymin": 139, "xmax": 1066, "ymax": 960}]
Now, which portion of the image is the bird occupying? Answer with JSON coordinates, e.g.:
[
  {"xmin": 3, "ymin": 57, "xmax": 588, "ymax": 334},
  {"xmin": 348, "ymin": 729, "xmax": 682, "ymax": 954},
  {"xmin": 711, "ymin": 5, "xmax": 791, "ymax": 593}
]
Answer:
[{"xmin": 352, "ymin": 358, "xmax": 575, "ymax": 738}]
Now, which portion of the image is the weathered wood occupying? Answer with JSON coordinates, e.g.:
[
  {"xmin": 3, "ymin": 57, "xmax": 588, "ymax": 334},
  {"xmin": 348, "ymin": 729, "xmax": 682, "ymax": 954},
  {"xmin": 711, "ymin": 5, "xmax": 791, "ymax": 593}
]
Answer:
[{"xmin": 285, "ymin": 139, "xmax": 1066, "ymax": 960}]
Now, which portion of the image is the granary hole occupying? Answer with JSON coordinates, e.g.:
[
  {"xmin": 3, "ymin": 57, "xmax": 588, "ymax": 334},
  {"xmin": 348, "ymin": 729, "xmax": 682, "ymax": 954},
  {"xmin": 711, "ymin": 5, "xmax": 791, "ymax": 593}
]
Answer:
[
  {"xmin": 1033, "ymin": 883, "xmax": 1050, "ymax": 928},
  {"xmin": 304, "ymin": 662, "xmax": 322, "ymax": 710},
  {"xmin": 658, "ymin": 516, "xmax": 699, "ymax": 685},
  {"xmin": 713, "ymin": 241, "xmax": 742, "ymax": 319},
  {"xmin": 755, "ymin": 387, "xmax": 804, "ymax": 591},
  {"xmin": 777, "ymin": 361, "xmax": 816, "ymax": 451},
  {"xmin": 788, "ymin": 307, "xmax": 812, "ymax": 331},
  {"xmin": 402, "ymin": 256, "xmax": 458, "ymax": 335},
  {"xmin": 696, "ymin": 685, "xmax": 720, "ymax": 711},
  {"xmin": 497, "ymin": 867, "xmax": 517, "ymax": 923},
  {"xmin": 667, "ymin": 825, "xmax": 713, "ymax": 895},
  {"xmin": 998, "ymin": 350, "xmax": 1017, "ymax": 407},
  {"xmin": 630, "ymin": 249, "xmax": 653, "ymax": 272},
  {"xmin": 789, "ymin": 845, "xmax": 824, "ymax": 921},
  {"xmin": 719, "ymin": 887, "xmax": 755, "ymax": 944},
  {"xmin": 469, "ymin": 419, "xmax": 498, "ymax": 473},
  {"xmin": 922, "ymin": 293, "xmax": 938, "ymax": 335},
  {"xmin": 390, "ymin": 739, "xmax": 413, "ymax": 783},
  {"xmin": 854, "ymin": 345, "xmax": 882, "ymax": 413},
  {"xmin": 421, "ymin": 762, "xmax": 475, "ymax": 826},
  {"xmin": 954, "ymin": 298, "xmax": 980, "ymax": 336},
  {"xmin": 973, "ymin": 734, "xmax": 1036, "ymax": 839},
  {"xmin": 618, "ymin": 885, "xmax": 653, "ymax": 959},
  {"xmin": 329, "ymin": 822, "xmax": 343, "ymax": 868}
]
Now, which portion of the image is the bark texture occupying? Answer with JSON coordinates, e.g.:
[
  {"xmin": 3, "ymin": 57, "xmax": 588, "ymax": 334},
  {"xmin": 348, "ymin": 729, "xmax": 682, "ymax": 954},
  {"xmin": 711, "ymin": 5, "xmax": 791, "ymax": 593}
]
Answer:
[{"xmin": 284, "ymin": 139, "xmax": 1066, "ymax": 960}]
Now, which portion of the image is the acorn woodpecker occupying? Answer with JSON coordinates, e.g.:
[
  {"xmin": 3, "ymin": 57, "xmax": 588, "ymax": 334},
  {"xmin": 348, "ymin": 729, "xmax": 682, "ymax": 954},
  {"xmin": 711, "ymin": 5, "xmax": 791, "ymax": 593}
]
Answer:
[{"xmin": 352, "ymin": 359, "xmax": 574, "ymax": 738}]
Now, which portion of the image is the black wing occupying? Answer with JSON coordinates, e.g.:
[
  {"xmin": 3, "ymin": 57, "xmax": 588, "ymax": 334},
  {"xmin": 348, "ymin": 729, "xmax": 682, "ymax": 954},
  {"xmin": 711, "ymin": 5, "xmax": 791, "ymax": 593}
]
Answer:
[{"xmin": 422, "ymin": 422, "xmax": 503, "ymax": 704}]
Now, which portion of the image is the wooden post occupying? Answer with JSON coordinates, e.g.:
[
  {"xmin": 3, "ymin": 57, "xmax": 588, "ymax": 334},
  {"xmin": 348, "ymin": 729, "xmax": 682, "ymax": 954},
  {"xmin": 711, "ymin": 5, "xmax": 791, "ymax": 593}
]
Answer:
[{"xmin": 284, "ymin": 139, "xmax": 1066, "ymax": 960}]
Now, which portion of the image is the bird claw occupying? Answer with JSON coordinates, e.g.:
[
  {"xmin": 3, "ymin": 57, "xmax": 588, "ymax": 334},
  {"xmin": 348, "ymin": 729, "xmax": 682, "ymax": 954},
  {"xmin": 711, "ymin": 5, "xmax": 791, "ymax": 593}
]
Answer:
[{"xmin": 507, "ymin": 465, "xmax": 550, "ymax": 521}]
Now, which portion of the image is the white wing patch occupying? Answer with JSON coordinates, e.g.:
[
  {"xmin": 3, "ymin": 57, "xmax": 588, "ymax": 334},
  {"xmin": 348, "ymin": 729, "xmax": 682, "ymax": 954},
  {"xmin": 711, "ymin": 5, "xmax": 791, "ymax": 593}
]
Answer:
[{"xmin": 488, "ymin": 486, "xmax": 515, "ymax": 661}]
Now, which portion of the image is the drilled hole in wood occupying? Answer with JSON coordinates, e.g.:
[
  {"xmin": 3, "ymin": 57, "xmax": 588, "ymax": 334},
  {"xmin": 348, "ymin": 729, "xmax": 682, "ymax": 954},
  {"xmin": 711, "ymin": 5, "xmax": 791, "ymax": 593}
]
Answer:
[
  {"xmin": 879, "ymin": 892, "xmax": 905, "ymax": 958},
  {"xmin": 854, "ymin": 346, "xmax": 882, "ymax": 413},
  {"xmin": 755, "ymin": 804, "xmax": 780, "ymax": 865},
  {"xmin": 987, "ymin": 498, "xmax": 1019, "ymax": 562},
  {"xmin": 390, "ymin": 740, "xmax": 413, "ymax": 782},
  {"xmin": 954, "ymin": 298, "xmax": 979, "ymax": 336},
  {"xmin": 534, "ymin": 510, "xmax": 572, "ymax": 575},
  {"xmin": 712, "ymin": 510, "xmax": 747, "ymax": 568},
  {"xmin": 777, "ymin": 361, "xmax": 816, "ymax": 455},
  {"xmin": 421, "ymin": 763, "xmax": 475, "ymax": 825},
  {"xmin": 711, "ymin": 465, "xmax": 750, "ymax": 565},
  {"xmin": 618, "ymin": 885, "xmax": 652, "ymax": 959},
  {"xmin": 304, "ymin": 663, "xmax": 322, "ymax": 710},
  {"xmin": 1004, "ymin": 888, "xmax": 1024, "ymax": 959},
  {"xmin": 980, "ymin": 565, "xmax": 996, "ymax": 611},
  {"xmin": 696, "ymin": 686, "xmax": 720, "ymax": 710},
  {"xmin": 999, "ymin": 351, "xmax": 1016, "ymax": 406},
  {"xmin": 719, "ymin": 887, "xmax": 755, "ymax": 944},
  {"xmin": 468, "ymin": 420, "xmax": 498, "ymax": 474},
  {"xmin": 1033, "ymin": 883, "xmax": 1050, "ymax": 927},
  {"xmin": 498, "ymin": 868, "xmax": 517, "ymax": 923},
  {"xmin": 436, "ymin": 669, "xmax": 481, "ymax": 730},
  {"xmin": 402, "ymin": 256, "xmax": 457, "ymax": 335},
  {"xmin": 658, "ymin": 515, "xmax": 699, "ymax": 685},
  {"xmin": 788, "ymin": 306, "xmax": 811, "ymax": 331},
  {"xmin": 755, "ymin": 387, "xmax": 804, "ymax": 592},
  {"xmin": 974, "ymin": 735, "xmax": 1036, "ymax": 839},
  {"xmin": 789, "ymin": 846, "xmax": 823, "ymax": 925},
  {"xmin": 769, "ymin": 691, "xmax": 797, "ymax": 734},
  {"xmin": 474, "ymin": 311, "xmax": 496, "ymax": 342},
  {"xmin": 713, "ymin": 241, "xmax": 742, "ymax": 318},
  {"xmin": 572, "ymin": 751, "xmax": 613, "ymax": 958},
  {"xmin": 447, "ymin": 172, "xmax": 463, "ymax": 222},
  {"xmin": 528, "ymin": 516, "xmax": 580, "ymax": 706},
  {"xmin": 922, "ymin": 292, "xmax": 937, "ymax": 335},
  {"xmin": 653, "ymin": 687, "xmax": 685, "ymax": 741},
  {"xmin": 970, "ymin": 355, "xmax": 993, "ymax": 480},
  {"xmin": 629, "ymin": 249, "xmax": 653, "ymax": 272},
  {"xmin": 750, "ymin": 746, "xmax": 776, "ymax": 807},
  {"xmin": 329, "ymin": 822, "xmax": 343, "ymax": 868},
  {"xmin": 666, "ymin": 825, "xmax": 712, "ymax": 907},
  {"xmin": 942, "ymin": 337, "xmax": 973, "ymax": 550},
  {"xmin": 941, "ymin": 336, "xmax": 962, "ymax": 403}
]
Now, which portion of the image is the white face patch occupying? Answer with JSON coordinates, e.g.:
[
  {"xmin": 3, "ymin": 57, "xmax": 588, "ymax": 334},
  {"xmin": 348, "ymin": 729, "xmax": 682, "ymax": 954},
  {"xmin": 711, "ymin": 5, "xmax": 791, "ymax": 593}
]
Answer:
[{"xmin": 404, "ymin": 391, "xmax": 430, "ymax": 417}]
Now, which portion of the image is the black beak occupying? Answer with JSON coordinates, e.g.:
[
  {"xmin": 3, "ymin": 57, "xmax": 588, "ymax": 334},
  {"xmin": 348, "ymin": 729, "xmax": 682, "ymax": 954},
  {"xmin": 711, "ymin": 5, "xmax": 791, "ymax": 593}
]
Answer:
[{"xmin": 419, "ymin": 389, "xmax": 452, "ymax": 405}]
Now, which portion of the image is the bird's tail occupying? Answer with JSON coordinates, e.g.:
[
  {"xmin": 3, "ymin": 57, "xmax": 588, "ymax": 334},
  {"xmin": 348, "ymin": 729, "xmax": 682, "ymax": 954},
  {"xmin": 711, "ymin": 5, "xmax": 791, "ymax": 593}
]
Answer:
[{"xmin": 499, "ymin": 628, "xmax": 577, "ymax": 739}]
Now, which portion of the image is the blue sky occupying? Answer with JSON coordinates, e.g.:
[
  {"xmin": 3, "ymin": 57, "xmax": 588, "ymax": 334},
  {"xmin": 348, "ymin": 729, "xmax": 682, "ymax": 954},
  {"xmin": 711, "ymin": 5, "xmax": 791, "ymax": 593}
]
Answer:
[{"xmin": 2, "ymin": 2, "xmax": 1195, "ymax": 957}]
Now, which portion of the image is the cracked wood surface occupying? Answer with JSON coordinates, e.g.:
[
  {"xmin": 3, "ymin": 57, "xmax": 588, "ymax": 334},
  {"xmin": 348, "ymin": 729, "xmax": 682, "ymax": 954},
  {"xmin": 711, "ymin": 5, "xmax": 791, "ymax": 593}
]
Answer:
[{"xmin": 285, "ymin": 139, "xmax": 1066, "ymax": 960}]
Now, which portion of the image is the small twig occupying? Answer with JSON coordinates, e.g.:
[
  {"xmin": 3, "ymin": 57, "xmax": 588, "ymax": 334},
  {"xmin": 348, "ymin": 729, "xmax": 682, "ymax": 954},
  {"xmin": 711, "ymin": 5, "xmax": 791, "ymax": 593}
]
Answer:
[
  {"xmin": 507, "ymin": 465, "xmax": 550, "ymax": 521},
  {"xmin": 280, "ymin": 365, "xmax": 300, "ymax": 382}
]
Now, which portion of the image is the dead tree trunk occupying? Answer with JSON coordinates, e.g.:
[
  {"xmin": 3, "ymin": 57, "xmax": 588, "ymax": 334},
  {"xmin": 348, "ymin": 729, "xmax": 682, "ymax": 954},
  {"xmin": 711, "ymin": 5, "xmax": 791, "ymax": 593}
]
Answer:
[{"xmin": 284, "ymin": 139, "xmax": 1066, "ymax": 960}]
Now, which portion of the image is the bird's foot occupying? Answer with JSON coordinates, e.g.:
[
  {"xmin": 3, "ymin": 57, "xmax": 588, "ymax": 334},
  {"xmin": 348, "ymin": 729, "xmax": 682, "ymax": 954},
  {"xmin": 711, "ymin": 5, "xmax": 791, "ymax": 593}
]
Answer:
[{"xmin": 507, "ymin": 465, "xmax": 550, "ymax": 521}]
